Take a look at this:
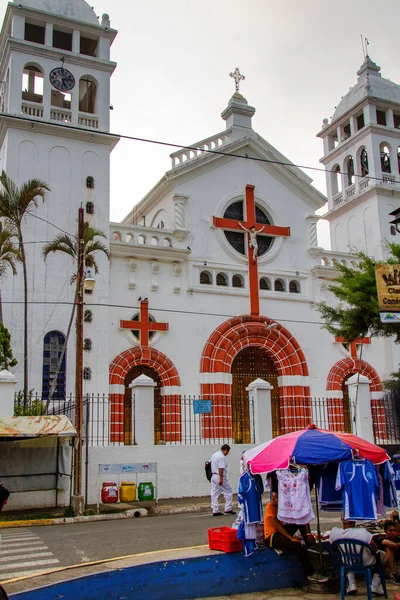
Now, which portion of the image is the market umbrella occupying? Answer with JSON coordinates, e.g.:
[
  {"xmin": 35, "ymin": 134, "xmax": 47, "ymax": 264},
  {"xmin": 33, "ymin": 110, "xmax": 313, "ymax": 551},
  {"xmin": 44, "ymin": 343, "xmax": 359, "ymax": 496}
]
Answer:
[
  {"xmin": 242, "ymin": 424, "xmax": 391, "ymax": 574},
  {"xmin": 243, "ymin": 424, "xmax": 390, "ymax": 474}
]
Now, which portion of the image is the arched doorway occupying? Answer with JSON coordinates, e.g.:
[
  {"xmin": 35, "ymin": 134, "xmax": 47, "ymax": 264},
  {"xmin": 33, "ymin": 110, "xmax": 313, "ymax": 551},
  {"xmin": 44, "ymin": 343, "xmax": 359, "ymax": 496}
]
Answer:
[
  {"xmin": 231, "ymin": 347, "xmax": 280, "ymax": 442},
  {"xmin": 124, "ymin": 366, "xmax": 162, "ymax": 445}
]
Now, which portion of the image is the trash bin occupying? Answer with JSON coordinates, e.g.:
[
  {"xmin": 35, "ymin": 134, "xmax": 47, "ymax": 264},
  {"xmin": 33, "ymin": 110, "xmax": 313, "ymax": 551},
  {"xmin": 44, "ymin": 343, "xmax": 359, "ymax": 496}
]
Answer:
[
  {"xmin": 138, "ymin": 482, "xmax": 154, "ymax": 501},
  {"xmin": 101, "ymin": 481, "xmax": 119, "ymax": 503},
  {"xmin": 120, "ymin": 481, "xmax": 136, "ymax": 502}
]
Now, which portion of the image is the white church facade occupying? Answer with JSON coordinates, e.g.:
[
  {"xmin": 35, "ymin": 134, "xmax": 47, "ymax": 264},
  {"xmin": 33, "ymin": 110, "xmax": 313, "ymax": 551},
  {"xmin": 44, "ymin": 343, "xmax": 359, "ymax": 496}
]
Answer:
[{"xmin": 0, "ymin": 0, "xmax": 399, "ymax": 501}]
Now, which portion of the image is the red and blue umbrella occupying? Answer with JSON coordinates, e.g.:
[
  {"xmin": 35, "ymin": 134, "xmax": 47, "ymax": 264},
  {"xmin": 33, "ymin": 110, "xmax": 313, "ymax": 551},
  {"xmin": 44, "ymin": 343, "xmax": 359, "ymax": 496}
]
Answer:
[{"xmin": 243, "ymin": 424, "xmax": 390, "ymax": 474}]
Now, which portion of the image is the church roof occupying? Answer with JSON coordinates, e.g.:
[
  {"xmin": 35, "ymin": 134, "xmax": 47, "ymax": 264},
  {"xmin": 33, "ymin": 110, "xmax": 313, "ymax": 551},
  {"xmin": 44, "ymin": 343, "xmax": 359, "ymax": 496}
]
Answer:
[
  {"xmin": 17, "ymin": 0, "xmax": 99, "ymax": 25},
  {"xmin": 332, "ymin": 55, "xmax": 400, "ymax": 121}
]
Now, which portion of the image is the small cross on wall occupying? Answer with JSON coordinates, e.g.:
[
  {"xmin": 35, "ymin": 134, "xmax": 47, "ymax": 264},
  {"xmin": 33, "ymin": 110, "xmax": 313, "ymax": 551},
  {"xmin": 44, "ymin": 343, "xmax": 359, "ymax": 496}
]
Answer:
[{"xmin": 230, "ymin": 67, "xmax": 245, "ymax": 93}]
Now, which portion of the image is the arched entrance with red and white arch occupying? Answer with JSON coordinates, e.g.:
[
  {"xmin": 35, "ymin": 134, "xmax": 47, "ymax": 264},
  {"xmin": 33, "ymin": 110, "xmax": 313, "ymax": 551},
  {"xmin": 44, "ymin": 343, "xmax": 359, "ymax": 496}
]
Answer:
[
  {"xmin": 109, "ymin": 347, "xmax": 181, "ymax": 443},
  {"xmin": 200, "ymin": 315, "xmax": 311, "ymax": 439},
  {"xmin": 326, "ymin": 357, "xmax": 385, "ymax": 436}
]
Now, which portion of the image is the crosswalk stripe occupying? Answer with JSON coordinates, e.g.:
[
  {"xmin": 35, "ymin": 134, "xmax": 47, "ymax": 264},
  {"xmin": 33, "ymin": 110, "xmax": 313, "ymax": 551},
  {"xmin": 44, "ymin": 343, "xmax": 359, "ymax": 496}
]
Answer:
[
  {"xmin": 0, "ymin": 552, "xmax": 55, "ymax": 563},
  {"xmin": 0, "ymin": 558, "xmax": 59, "ymax": 570},
  {"xmin": 0, "ymin": 528, "xmax": 59, "ymax": 580}
]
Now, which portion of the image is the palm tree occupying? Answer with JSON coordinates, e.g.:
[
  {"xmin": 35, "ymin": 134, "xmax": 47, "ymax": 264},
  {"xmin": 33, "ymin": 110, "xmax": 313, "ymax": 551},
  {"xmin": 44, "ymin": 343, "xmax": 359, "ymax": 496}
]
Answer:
[
  {"xmin": 0, "ymin": 172, "xmax": 50, "ymax": 406},
  {"xmin": 0, "ymin": 222, "xmax": 21, "ymax": 324},
  {"xmin": 43, "ymin": 223, "xmax": 109, "ymax": 409}
]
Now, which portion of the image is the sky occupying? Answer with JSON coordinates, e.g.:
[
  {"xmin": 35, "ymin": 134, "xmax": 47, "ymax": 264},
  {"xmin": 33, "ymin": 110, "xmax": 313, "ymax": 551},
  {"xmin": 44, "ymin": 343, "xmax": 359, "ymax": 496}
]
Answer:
[{"xmin": 6, "ymin": 0, "xmax": 400, "ymax": 249}]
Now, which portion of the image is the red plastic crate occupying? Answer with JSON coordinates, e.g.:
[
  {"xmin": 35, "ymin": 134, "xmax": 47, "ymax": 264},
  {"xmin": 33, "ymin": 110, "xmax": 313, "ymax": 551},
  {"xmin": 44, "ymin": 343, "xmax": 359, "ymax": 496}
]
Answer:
[{"xmin": 208, "ymin": 527, "xmax": 243, "ymax": 553}]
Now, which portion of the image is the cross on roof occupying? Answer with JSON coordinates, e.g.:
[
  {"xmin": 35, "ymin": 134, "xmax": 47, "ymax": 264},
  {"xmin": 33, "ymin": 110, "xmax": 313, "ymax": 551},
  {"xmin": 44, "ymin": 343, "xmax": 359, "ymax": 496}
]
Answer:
[
  {"xmin": 213, "ymin": 185, "xmax": 290, "ymax": 316},
  {"xmin": 335, "ymin": 336, "xmax": 370, "ymax": 359},
  {"xmin": 120, "ymin": 300, "xmax": 169, "ymax": 348},
  {"xmin": 230, "ymin": 67, "xmax": 245, "ymax": 93}
]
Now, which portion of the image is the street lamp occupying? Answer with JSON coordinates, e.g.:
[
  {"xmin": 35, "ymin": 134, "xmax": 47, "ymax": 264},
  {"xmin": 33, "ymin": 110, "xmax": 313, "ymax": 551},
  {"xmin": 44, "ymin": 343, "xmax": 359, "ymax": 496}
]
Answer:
[{"xmin": 72, "ymin": 208, "xmax": 95, "ymax": 516}]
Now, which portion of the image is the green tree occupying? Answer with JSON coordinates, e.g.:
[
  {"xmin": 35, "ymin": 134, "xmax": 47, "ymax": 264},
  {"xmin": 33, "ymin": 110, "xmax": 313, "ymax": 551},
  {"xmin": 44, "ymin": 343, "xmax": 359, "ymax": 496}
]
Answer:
[
  {"xmin": 0, "ymin": 221, "xmax": 21, "ymax": 324},
  {"xmin": 0, "ymin": 172, "xmax": 50, "ymax": 407},
  {"xmin": 315, "ymin": 242, "xmax": 400, "ymax": 344},
  {"xmin": 0, "ymin": 322, "xmax": 17, "ymax": 370},
  {"xmin": 43, "ymin": 223, "xmax": 109, "ymax": 408}
]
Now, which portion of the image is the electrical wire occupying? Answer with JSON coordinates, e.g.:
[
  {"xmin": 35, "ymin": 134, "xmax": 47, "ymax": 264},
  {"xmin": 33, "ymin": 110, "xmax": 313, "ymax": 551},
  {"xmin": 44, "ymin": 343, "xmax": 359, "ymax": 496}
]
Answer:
[
  {"xmin": 4, "ymin": 112, "xmax": 400, "ymax": 185},
  {"xmin": 26, "ymin": 212, "xmax": 75, "ymax": 237},
  {"xmin": 0, "ymin": 299, "xmax": 325, "ymax": 327}
]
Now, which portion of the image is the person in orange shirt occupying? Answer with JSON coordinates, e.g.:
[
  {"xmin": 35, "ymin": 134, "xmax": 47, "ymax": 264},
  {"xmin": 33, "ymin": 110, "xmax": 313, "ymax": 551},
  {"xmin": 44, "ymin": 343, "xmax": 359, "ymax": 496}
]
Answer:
[{"xmin": 264, "ymin": 491, "xmax": 326, "ymax": 583}]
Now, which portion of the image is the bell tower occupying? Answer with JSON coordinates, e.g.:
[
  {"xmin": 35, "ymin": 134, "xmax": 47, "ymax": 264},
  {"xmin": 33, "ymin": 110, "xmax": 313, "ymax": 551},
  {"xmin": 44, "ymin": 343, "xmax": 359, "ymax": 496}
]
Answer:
[
  {"xmin": 317, "ymin": 56, "xmax": 400, "ymax": 259},
  {"xmin": 0, "ymin": 0, "xmax": 119, "ymax": 396}
]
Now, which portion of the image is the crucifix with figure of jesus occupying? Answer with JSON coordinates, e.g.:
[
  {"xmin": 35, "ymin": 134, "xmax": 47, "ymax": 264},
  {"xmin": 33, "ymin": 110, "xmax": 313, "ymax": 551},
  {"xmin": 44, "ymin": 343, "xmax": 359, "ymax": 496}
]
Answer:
[{"xmin": 213, "ymin": 185, "xmax": 290, "ymax": 317}]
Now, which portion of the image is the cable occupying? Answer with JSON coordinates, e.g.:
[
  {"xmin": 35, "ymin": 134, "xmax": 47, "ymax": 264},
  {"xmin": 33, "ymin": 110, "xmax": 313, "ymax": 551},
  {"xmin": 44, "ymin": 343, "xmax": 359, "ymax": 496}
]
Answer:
[
  {"xmin": 4, "ymin": 112, "xmax": 400, "ymax": 185},
  {"xmin": 26, "ymin": 213, "xmax": 74, "ymax": 237},
  {"xmin": 0, "ymin": 299, "xmax": 325, "ymax": 327}
]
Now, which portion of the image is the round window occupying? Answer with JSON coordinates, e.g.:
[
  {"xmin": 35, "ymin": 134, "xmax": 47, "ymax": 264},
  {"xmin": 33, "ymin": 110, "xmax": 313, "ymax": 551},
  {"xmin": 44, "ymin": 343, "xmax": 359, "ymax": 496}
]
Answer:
[{"xmin": 222, "ymin": 200, "xmax": 273, "ymax": 258}]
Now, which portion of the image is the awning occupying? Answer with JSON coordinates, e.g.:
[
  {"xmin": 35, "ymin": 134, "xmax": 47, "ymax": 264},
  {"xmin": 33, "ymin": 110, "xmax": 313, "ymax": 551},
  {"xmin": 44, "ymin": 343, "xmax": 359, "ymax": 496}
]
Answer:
[{"xmin": 0, "ymin": 415, "xmax": 76, "ymax": 438}]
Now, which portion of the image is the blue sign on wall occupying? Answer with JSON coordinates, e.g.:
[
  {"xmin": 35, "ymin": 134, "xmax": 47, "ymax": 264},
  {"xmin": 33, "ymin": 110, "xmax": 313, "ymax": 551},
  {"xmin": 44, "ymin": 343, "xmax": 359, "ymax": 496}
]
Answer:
[{"xmin": 193, "ymin": 400, "xmax": 212, "ymax": 414}]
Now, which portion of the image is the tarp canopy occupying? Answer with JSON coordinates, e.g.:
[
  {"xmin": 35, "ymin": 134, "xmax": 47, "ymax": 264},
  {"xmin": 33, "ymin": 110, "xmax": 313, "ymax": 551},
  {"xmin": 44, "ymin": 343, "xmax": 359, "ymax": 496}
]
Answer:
[{"xmin": 0, "ymin": 415, "xmax": 76, "ymax": 438}]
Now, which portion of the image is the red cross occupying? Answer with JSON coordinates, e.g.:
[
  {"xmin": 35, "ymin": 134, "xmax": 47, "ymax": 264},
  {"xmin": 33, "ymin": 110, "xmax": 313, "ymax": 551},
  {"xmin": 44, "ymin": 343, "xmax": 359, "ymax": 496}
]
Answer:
[
  {"xmin": 120, "ymin": 300, "xmax": 169, "ymax": 348},
  {"xmin": 335, "ymin": 336, "xmax": 370, "ymax": 359},
  {"xmin": 213, "ymin": 185, "xmax": 290, "ymax": 316}
]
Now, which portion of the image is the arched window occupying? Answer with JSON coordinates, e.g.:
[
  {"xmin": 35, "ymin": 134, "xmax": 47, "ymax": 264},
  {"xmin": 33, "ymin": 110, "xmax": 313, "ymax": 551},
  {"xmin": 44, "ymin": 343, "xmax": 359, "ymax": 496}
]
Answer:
[
  {"xmin": 332, "ymin": 165, "xmax": 342, "ymax": 195},
  {"xmin": 289, "ymin": 280, "xmax": 300, "ymax": 293},
  {"xmin": 380, "ymin": 143, "xmax": 391, "ymax": 173},
  {"xmin": 259, "ymin": 277, "xmax": 271, "ymax": 290},
  {"xmin": 274, "ymin": 279, "xmax": 286, "ymax": 292},
  {"xmin": 42, "ymin": 331, "xmax": 66, "ymax": 403},
  {"xmin": 346, "ymin": 157, "xmax": 355, "ymax": 186},
  {"xmin": 156, "ymin": 221, "xmax": 165, "ymax": 229},
  {"xmin": 83, "ymin": 367, "xmax": 92, "ymax": 380},
  {"xmin": 216, "ymin": 272, "xmax": 228, "ymax": 286},
  {"xmin": 232, "ymin": 274, "xmax": 244, "ymax": 288},
  {"xmin": 200, "ymin": 271, "xmax": 212, "ymax": 285},
  {"xmin": 86, "ymin": 201, "xmax": 94, "ymax": 215},
  {"xmin": 86, "ymin": 176, "xmax": 95, "ymax": 189},
  {"xmin": 360, "ymin": 148, "xmax": 369, "ymax": 177},
  {"xmin": 22, "ymin": 64, "xmax": 43, "ymax": 103},
  {"xmin": 79, "ymin": 75, "xmax": 97, "ymax": 114}
]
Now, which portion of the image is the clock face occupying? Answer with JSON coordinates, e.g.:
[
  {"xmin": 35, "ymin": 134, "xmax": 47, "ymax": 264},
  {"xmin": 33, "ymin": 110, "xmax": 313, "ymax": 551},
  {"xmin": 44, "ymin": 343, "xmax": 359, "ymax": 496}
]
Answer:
[{"xmin": 49, "ymin": 68, "xmax": 75, "ymax": 92}]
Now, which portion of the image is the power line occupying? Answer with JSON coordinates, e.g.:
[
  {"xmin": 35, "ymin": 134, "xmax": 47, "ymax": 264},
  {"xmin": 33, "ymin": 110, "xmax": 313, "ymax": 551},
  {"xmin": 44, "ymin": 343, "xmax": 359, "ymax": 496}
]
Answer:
[
  {"xmin": 4, "ymin": 113, "xmax": 399, "ymax": 185},
  {"xmin": 1, "ymin": 299, "xmax": 325, "ymax": 327},
  {"xmin": 26, "ymin": 213, "xmax": 74, "ymax": 237}
]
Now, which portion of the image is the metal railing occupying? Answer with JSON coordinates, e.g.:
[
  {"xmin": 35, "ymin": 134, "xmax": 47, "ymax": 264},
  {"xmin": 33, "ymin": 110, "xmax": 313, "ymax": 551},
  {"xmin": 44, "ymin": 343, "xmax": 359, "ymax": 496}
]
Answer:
[{"xmin": 13, "ymin": 393, "xmax": 398, "ymax": 447}]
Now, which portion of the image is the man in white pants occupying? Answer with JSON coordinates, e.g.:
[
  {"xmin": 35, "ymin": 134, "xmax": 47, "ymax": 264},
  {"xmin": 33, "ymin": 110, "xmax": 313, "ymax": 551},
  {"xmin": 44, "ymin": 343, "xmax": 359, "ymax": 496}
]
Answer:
[
  {"xmin": 210, "ymin": 444, "xmax": 236, "ymax": 516},
  {"xmin": 330, "ymin": 517, "xmax": 387, "ymax": 596}
]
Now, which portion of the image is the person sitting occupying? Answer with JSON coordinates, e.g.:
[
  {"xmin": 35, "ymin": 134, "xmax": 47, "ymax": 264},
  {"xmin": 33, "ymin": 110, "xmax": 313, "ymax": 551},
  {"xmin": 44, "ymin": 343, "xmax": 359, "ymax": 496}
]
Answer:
[
  {"xmin": 264, "ymin": 491, "xmax": 326, "ymax": 584},
  {"xmin": 374, "ymin": 520, "xmax": 400, "ymax": 584},
  {"xmin": 330, "ymin": 516, "xmax": 387, "ymax": 596}
]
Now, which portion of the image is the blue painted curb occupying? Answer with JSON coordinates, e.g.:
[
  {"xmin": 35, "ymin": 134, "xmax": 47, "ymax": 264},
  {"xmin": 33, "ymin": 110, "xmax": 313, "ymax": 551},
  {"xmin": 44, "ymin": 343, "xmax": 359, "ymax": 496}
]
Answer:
[{"xmin": 10, "ymin": 548, "xmax": 306, "ymax": 600}]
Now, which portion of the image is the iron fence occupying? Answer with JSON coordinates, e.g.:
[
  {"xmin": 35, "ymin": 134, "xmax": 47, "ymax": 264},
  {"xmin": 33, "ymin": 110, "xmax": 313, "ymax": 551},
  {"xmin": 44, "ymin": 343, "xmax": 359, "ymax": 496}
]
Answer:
[{"xmin": 13, "ymin": 392, "xmax": 399, "ymax": 447}]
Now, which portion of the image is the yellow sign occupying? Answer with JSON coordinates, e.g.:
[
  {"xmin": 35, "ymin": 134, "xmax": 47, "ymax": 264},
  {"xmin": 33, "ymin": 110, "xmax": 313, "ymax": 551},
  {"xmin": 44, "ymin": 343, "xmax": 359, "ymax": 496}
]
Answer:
[{"xmin": 375, "ymin": 265, "xmax": 400, "ymax": 321}]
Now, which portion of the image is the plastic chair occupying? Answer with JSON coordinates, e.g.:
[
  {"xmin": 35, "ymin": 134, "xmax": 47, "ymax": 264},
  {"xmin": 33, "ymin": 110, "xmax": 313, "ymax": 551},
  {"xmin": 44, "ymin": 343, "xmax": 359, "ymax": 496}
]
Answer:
[{"xmin": 332, "ymin": 538, "xmax": 388, "ymax": 600}]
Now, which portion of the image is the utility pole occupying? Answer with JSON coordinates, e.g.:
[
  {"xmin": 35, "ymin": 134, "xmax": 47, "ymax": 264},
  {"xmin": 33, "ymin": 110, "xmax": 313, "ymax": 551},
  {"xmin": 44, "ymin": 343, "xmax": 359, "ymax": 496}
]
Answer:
[{"xmin": 72, "ymin": 207, "xmax": 85, "ymax": 516}]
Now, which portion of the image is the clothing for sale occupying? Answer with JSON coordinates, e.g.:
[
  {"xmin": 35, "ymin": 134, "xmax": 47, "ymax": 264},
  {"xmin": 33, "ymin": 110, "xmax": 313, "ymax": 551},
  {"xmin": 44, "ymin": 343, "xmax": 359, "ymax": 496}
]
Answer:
[
  {"xmin": 237, "ymin": 472, "xmax": 264, "ymax": 524},
  {"xmin": 237, "ymin": 522, "xmax": 257, "ymax": 557},
  {"xmin": 318, "ymin": 463, "xmax": 343, "ymax": 512},
  {"xmin": 393, "ymin": 463, "xmax": 400, "ymax": 491},
  {"xmin": 336, "ymin": 458, "xmax": 380, "ymax": 521},
  {"xmin": 276, "ymin": 468, "xmax": 315, "ymax": 525},
  {"xmin": 376, "ymin": 461, "xmax": 397, "ymax": 516}
]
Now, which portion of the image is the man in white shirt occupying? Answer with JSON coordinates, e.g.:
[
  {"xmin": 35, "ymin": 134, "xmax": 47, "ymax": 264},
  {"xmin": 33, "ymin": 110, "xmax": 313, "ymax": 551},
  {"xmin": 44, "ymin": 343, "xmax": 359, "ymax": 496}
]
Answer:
[
  {"xmin": 330, "ymin": 517, "xmax": 387, "ymax": 596},
  {"xmin": 210, "ymin": 444, "xmax": 236, "ymax": 516}
]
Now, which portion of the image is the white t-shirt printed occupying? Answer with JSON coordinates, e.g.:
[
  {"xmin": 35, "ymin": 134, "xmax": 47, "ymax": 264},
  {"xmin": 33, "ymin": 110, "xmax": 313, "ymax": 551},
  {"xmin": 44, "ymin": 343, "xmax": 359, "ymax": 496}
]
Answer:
[
  {"xmin": 329, "ymin": 527, "xmax": 375, "ymax": 566},
  {"xmin": 211, "ymin": 450, "xmax": 228, "ymax": 479},
  {"xmin": 277, "ymin": 468, "xmax": 315, "ymax": 524}
]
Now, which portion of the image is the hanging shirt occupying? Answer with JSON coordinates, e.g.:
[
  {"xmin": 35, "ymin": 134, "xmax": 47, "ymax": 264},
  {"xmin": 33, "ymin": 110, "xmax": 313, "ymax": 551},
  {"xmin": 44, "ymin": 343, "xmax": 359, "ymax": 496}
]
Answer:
[
  {"xmin": 376, "ymin": 461, "xmax": 397, "ymax": 516},
  {"xmin": 318, "ymin": 463, "xmax": 343, "ymax": 512},
  {"xmin": 238, "ymin": 472, "xmax": 264, "ymax": 524},
  {"xmin": 336, "ymin": 459, "xmax": 380, "ymax": 521},
  {"xmin": 276, "ymin": 468, "xmax": 315, "ymax": 525}
]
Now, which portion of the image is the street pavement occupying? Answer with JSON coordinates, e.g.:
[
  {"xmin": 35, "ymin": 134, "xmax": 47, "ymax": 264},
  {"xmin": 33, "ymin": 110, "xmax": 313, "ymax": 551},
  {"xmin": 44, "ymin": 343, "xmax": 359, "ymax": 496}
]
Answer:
[{"xmin": 0, "ymin": 497, "xmax": 399, "ymax": 599}]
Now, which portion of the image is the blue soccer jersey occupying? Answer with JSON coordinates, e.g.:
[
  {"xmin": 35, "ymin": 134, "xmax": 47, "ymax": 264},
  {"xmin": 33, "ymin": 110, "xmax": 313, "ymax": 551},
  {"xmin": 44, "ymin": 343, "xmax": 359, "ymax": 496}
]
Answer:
[
  {"xmin": 336, "ymin": 458, "xmax": 380, "ymax": 521},
  {"xmin": 238, "ymin": 472, "xmax": 264, "ymax": 524}
]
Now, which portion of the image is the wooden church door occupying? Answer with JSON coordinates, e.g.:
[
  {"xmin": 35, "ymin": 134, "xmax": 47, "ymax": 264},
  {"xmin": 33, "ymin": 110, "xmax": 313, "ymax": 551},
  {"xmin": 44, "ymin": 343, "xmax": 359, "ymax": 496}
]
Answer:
[
  {"xmin": 124, "ymin": 366, "xmax": 162, "ymax": 445},
  {"xmin": 231, "ymin": 347, "xmax": 280, "ymax": 442}
]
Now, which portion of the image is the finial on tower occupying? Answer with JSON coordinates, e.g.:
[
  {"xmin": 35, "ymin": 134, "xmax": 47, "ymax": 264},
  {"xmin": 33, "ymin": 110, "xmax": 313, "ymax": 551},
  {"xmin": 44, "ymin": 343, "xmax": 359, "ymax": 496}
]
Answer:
[{"xmin": 229, "ymin": 67, "xmax": 245, "ymax": 93}]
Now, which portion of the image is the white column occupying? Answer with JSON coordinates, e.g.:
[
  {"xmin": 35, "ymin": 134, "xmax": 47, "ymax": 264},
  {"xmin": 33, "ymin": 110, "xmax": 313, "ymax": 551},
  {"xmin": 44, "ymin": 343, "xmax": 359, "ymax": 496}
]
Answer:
[
  {"xmin": 45, "ymin": 23, "xmax": 53, "ymax": 47},
  {"xmin": 0, "ymin": 369, "xmax": 17, "ymax": 417},
  {"xmin": 305, "ymin": 215, "xmax": 320, "ymax": 248},
  {"xmin": 346, "ymin": 374, "xmax": 374, "ymax": 443},
  {"xmin": 387, "ymin": 108, "xmax": 394, "ymax": 129},
  {"xmin": 11, "ymin": 14, "xmax": 24, "ymax": 39},
  {"xmin": 72, "ymin": 29, "xmax": 80, "ymax": 54},
  {"xmin": 246, "ymin": 378, "xmax": 273, "ymax": 443},
  {"xmin": 129, "ymin": 374, "xmax": 156, "ymax": 445},
  {"xmin": 173, "ymin": 194, "xmax": 189, "ymax": 241}
]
